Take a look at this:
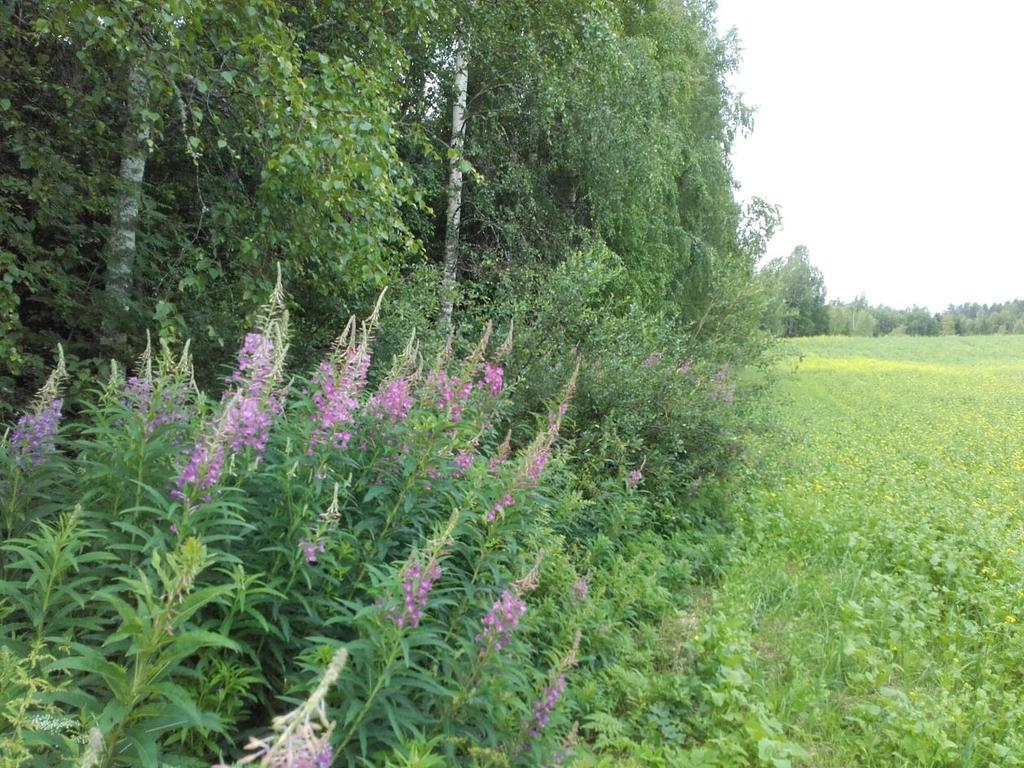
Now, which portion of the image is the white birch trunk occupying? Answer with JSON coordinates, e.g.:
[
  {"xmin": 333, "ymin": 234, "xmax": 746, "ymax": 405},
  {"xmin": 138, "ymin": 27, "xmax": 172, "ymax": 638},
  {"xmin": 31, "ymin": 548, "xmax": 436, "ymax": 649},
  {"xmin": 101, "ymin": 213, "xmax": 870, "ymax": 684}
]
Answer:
[
  {"xmin": 103, "ymin": 63, "xmax": 150, "ymax": 349},
  {"xmin": 439, "ymin": 38, "xmax": 469, "ymax": 332}
]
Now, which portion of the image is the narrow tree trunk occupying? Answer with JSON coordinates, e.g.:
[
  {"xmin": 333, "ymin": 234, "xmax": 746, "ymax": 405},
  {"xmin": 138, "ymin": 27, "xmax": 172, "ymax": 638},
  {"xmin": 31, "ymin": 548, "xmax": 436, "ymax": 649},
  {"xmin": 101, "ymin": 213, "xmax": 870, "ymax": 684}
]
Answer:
[
  {"xmin": 439, "ymin": 38, "xmax": 469, "ymax": 333},
  {"xmin": 103, "ymin": 62, "xmax": 150, "ymax": 351}
]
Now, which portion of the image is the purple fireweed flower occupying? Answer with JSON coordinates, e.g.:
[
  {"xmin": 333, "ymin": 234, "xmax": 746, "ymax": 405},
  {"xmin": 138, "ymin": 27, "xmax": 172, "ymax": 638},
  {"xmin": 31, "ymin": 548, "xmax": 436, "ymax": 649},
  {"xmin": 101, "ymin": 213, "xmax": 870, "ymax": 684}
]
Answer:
[
  {"xmin": 224, "ymin": 332, "xmax": 283, "ymax": 455},
  {"xmin": 476, "ymin": 589, "xmax": 527, "ymax": 656},
  {"xmin": 677, "ymin": 358, "xmax": 694, "ymax": 374},
  {"xmin": 487, "ymin": 493, "xmax": 514, "ymax": 523},
  {"xmin": 390, "ymin": 557, "xmax": 443, "ymax": 630},
  {"xmin": 231, "ymin": 333, "xmax": 275, "ymax": 386},
  {"xmin": 515, "ymin": 361, "xmax": 578, "ymax": 489},
  {"xmin": 642, "ymin": 352, "xmax": 663, "ymax": 368},
  {"xmin": 10, "ymin": 347, "xmax": 67, "ymax": 469},
  {"xmin": 121, "ymin": 335, "xmax": 196, "ymax": 434},
  {"xmin": 150, "ymin": 387, "xmax": 191, "ymax": 432},
  {"xmin": 571, "ymin": 577, "xmax": 589, "ymax": 603},
  {"xmin": 309, "ymin": 344, "xmax": 371, "ymax": 453},
  {"xmin": 300, "ymin": 486, "xmax": 340, "ymax": 565},
  {"xmin": 301, "ymin": 539, "xmax": 327, "ymax": 564},
  {"xmin": 123, "ymin": 375, "xmax": 153, "ymax": 410},
  {"xmin": 529, "ymin": 676, "xmax": 567, "ymax": 739},
  {"xmin": 480, "ymin": 362, "xmax": 504, "ymax": 396},
  {"xmin": 10, "ymin": 397, "xmax": 63, "ymax": 468},
  {"xmin": 524, "ymin": 447, "xmax": 551, "ymax": 488},
  {"xmin": 429, "ymin": 370, "xmax": 474, "ymax": 423},
  {"xmin": 369, "ymin": 377, "xmax": 413, "ymax": 423},
  {"xmin": 172, "ymin": 440, "xmax": 226, "ymax": 506},
  {"xmin": 174, "ymin": 331, "xmax": 283, "ymax": 508},
  {"xmin": 627, "ymin": 468, "xmax": 642, "ymax": 487},
  {"xmin": 453, "ymin": 449, "xmax": 474, "ymax": 477}
]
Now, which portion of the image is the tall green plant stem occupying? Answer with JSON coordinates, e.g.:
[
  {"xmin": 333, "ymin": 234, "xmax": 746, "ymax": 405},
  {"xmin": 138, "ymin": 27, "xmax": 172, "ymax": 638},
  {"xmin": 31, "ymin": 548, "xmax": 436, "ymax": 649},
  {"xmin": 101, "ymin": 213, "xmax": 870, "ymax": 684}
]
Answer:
[
  {"xmin": 3, "ymin": 470, "xmax": 22, "ymax": 542},
  {"xmin": 336, "ymin": 633, "xmax": 403, "ymax": 753},
  {"xmin": 98, "ymin": 613, "xmax": 170, "ymax": 768}
]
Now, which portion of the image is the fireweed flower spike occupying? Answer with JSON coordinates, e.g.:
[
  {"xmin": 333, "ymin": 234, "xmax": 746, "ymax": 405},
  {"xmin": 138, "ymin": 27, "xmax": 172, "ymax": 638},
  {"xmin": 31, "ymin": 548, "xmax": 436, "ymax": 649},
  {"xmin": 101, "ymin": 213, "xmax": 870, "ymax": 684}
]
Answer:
[
  {"xmin": 390, "ymin": 556, "xmax": 443, "ymax": 629},
  {"xmin": 299, "ymin": 483, "xmax": 342, "ymax": 565},
  {"xmin": 387, "ymin": 509, "xmax": 458, "ymax": 630},
  {"xmin": 529, "ymin": 676, "xmax": 567, "ymax": 739},
  {"xmin": 463, "ymin": 320, "xmax": 493, "ymax": 376},
  {"xmin": 174, "ymin": 280, "xmax": 289, "ymax": 509},
  {"xmin": 515, "ymin": 359, "xmax": 579, "ymax": 490},
  {"xmin": 123, "ymin": 333, "xmax": 195, "ymax": 433},
  {"xmin": 10, "ymin": 345, "xmax": 67, "ymax": 468},
  {"xmin": 487, "ymin": 493, "xmax": 515, "ymax": 523},
  {"xmin": 527, "ymin": 630, "xmax": 581, "ymax": 742},
  {"xmin": 626, "ymin": 457, "xmax": 646, "ymax": 488},
  {"xmin": 453, "ymin": 449, "xmax": 474, "ymax": 476},
  {"xmin": 495, "ymin": 318, "xmax": 514, "ymax": 362},
  {"xmin": 480, "ymin": 361, "xmax": 504, "ymax": 396},
  {"xmin": 477, "ymin": 554, "xmax": 543, "ymax": 656},
  {"xmin": 571, "ymin": 576, "xmax": 590, "ymax": 604},
  {"xmin": 218, "ymin": 648, "xmax": 348, "ymax": 767},
  {"xmin": 369, "ymin": 377, "xmax": 414, "ymax": 423},
  {"xmin": 308, "ymin": 289, "xmax": 387, "ymax": 452},
  {"xmin": 476, "ymin": 589, "xmax": 527, "ymax": 656},
  {"xmin": 489, "ymin": 430, "xmax": 513, "ymax": 475}
]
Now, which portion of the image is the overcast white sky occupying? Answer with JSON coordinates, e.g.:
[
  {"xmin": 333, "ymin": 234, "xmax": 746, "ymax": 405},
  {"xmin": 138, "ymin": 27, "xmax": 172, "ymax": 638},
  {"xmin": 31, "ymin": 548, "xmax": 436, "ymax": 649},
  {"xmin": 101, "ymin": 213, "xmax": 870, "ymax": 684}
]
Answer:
[{"xmin": 715, "ymin": 0, "xmax": 1024, "ymax": 311}]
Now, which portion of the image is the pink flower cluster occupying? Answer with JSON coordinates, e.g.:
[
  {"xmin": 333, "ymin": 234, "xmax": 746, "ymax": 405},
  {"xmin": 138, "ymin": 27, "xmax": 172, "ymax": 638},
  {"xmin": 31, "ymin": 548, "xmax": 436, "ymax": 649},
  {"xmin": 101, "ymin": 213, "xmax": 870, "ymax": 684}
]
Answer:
[
  {"xmin": 369, "ymin": 377, "xmax": 413, "ymax": 423},
  {"xmin": 524, "ymin": 447, "xmax": 552, "ymax": 487},
  {"xmin": 174, "ymin": 332, "xmax": 282, "ymax": 507},
  {"xmin": 480, "ymin": 362, "xmax": 504, "ymax": 396},
  {"xmin": 301, "ymin": 539, "xmax": 327, "ymax": 564},
  {"xmin": 429, "ymin": 370, "xmax": 474, "ymax": 423},
  {"xmin": 173, "ymin": 442, "xmax": 225, "ymax": 507},
  {"xmin": 529, "ymin": 676, "xmax": 567, "ymax": 738},
  {"xmin": 487, "ymin": 493, "xmax": 515, "ymax": 523},
  {"xmin": 627, "ymin": 467, "xmax": 643, "ymax": 487},
  {"xmin": 123, "ymin": 376, "xmax": 191, "ymax": 433},
  {"xmin": 516, "ymin": 363, "xmax": 577, "ymax": 490},
  {"xmin": 225, "ymin": 333, "xmax": 284, "ymax": 455},
  {"xmin": 453, "ymin": 449, "xmax": 474, "ymax": 477},
  {"xmin": 476, "ymin": 589, "xmax": 527, "ymax": 656},
  {"xmin": 309, "ymin": 345, "xmax": 371, "ymax": 452},
  {"xmin": 390, "ymin": 557, "xmax": 443, "ymax": 630},
  {"xmin": 571, "ymin": 577, "xmax": 589, "ymax": 603},
  {"xmin": 10, "ymin": 398, "xmax": 62, "ymax": 468}
]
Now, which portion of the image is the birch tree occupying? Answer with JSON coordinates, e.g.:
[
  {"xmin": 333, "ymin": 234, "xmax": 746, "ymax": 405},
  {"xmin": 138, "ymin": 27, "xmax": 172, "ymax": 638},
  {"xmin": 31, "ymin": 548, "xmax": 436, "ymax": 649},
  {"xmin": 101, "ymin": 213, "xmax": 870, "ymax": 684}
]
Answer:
[
  {"xmin": 439, "ymin": 35, "xmax": 469, "ymax": 332},
  {"xmin": 102, "ymin": 60, "xmax": 151, "ymax": 351}
]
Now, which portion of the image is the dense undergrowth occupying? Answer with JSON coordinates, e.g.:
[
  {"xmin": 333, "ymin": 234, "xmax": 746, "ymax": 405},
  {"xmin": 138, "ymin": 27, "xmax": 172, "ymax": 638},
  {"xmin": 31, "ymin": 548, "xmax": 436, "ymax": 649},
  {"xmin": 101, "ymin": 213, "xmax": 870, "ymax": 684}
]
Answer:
[{"xmin": 0, "ymin": 276, "xmax": 785, "ymax": 767}]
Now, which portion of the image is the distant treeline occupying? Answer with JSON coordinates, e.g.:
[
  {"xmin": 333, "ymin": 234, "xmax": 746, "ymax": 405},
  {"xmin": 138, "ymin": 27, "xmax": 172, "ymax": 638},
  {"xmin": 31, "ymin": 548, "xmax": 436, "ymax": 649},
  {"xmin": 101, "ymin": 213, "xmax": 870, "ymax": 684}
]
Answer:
[
  {"xmin": 760, "ymin": 246, "xmax": 1024, "ymax": 337},
  {"xmin": 827, "ymin": 298, "xmax": 1024, "ymax": 337}
]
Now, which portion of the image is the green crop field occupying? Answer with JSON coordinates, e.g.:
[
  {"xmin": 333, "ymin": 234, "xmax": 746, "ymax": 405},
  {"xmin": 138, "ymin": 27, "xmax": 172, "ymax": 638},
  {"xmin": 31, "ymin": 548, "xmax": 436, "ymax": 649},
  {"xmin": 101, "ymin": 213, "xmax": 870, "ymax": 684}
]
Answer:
[{"xmin": 714, "ymin": 336, "xmax": 1024, "ymax": 766}]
